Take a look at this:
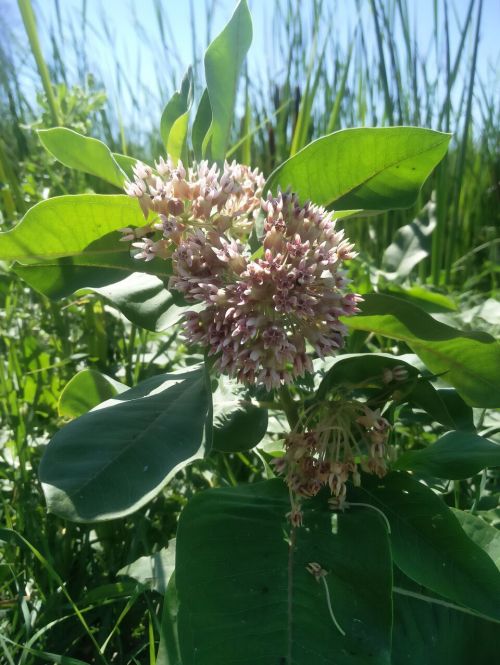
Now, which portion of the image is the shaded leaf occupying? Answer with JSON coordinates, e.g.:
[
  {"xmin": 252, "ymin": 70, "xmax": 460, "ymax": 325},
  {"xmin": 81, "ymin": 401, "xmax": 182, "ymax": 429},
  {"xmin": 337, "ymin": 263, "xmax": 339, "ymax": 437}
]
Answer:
[
  {"xmin": 351, "ymin": 472, "xmax": 500, "ymax": 620},
  {"xmin": 192, "ymin": 88, "xmax": 212, "ymax": 161},
  {"xmin": 160, "ymin": 67, "xmax": 193, "ymax": 162},
  {"xmin": 212, "ymin": 377, "xmax": 268, "ymax": 452},
  {"xmin": 405, "ymin": 381, "xmax": 471, "ymax": 431},
  {"xmin": 344, "ymin": 293, "xmax": 500, "ymax": 408},
  {"xmin": 176, "ymin": 479, "xmax": 392, "ymax": 664},
  {"xmin": 395, "ymin": 431, "xmax": 500, "ymax": 479},
  {"xmin": 316, "ymin": 352, "xmax": 419, "ymax": 401},
  {"xmin": 39, "ymin": 366, "xmax": 212, "ymax": 521},
  {"xmin": 392, "ymin": 588, "xmax": 499, "ymax": 665},
  {"xmin": 452, "ymin": 510, "xmax": 500, "ymax": 569}
]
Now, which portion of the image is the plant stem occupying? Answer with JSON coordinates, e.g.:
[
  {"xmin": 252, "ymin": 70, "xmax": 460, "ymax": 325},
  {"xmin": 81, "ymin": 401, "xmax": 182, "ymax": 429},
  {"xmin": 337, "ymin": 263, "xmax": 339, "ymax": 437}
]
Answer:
[{"xmin": 279, "ymin": 385, "xmax": 299, "ymax": 429}]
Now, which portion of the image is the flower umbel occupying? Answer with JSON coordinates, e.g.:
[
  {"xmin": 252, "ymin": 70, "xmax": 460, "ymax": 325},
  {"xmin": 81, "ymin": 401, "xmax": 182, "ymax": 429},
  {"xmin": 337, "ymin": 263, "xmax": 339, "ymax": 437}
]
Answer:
[
  {"xmin": 273, "ymin": 400, "xmax": 392, "ymax": 517},
  {"xmin": 123, "ymin": 156, "xmax": 361, "ymax": 390}
]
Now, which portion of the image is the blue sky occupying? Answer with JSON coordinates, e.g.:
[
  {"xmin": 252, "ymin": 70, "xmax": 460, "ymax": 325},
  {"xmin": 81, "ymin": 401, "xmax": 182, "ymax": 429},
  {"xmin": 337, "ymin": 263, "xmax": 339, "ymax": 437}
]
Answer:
[{"xmin": 4, "ymin": 0, "xmax": 500, "ymax": 133}]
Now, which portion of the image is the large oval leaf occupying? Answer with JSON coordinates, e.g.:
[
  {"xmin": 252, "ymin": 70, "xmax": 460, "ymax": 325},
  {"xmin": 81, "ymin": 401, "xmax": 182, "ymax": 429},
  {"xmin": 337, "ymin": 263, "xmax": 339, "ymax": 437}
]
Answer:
[
  {"xmin": 351, "ymin": 472, "xmax": 500, "ymax": 620},
  {"xmin": 265, "ymin": 127, "xmax": 451, "ymax": 211},
  {"xmin": 395, "ymin": 431, "xmax": 500, "ymax": 479},
  {"xmin": 39, "ymin": 366, "xmax": 212, "ymax": 522},
  {"xmin": 204, "ymin": 0, "xmax": 252, "ymax": 163},
  {"xmin": 344, "ymin": 293, "xmax": 500, "ymax": 408},
  {"xmin": 38, "ymin": 127, "xmax": 126, "ymax": 188},
  {"xmin": 176, "ymin": 479, "xmax": 392, "ymax": 664}
]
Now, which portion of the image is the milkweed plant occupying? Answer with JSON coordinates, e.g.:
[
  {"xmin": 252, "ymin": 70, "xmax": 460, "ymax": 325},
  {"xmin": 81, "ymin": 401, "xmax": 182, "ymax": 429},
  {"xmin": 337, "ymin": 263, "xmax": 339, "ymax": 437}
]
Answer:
[{"xmin": 2, "ymin": 1, "xmax": 500, "ymax": 663}]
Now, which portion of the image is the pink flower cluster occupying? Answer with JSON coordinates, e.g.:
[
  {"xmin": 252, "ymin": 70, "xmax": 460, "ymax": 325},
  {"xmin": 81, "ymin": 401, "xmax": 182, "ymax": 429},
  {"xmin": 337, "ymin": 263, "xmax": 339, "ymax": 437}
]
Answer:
[
  {"xmin": 274, "ymin": 405, "xmax": 392, "ymax": 526},
  {"xmin": 122, "ymin": 156, "xmax": 361, "ymax": 390}
]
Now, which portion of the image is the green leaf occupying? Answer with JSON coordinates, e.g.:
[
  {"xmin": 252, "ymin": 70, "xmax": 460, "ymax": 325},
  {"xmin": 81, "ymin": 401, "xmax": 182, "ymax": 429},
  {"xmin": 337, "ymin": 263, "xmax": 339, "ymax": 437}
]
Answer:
[
  {"xmin": 212, "ymin": 377, "xmax": 268, "ymax": 452},
  {"xmin": 393, "ymin": 589, "xmax": 499, "ymax": 665},
  {"xmin": 435, "ymin": 388, "xmax": 475, "ymax": 431},
  {"xmin": 316, "ymin": 352, "xmax": 419, "ymax": 401},
  {"xmin": 160, "ymin": 67, "xmax": 193, "ymax": 162},
  {"xmin": 58, "ymin": 369, "xmax": 128, "ymax": 418},
  {"xmin": 12, "ymin": 262, "xmax": 140, "ymax": 299},
  {"xmin": 452, "ymin": 510, "xmax": 500, "ymax": 570},
  {"xmin": 0, "ymin": 194, "xmax": 145, "ymax": 262},
  {"xmin": 39, "ymin": 366, "xmax": 212, "ymax": 522},
  {"xmin": 79, "ymin": 273, "xmax": 184, "ymax": 332},
  {"xmin": 405, "ymin": 381, "xmax": 471, "ymax": 431},
  {"xmin": 381, "ymin": 202, "xmax": 436, "ymax": 280},
  {"xmin": 176, "ymin": 479, "xmax": 392, "ymax": 664},
  {"xmin": 4, "ymin": 195, "xmax": 168, "ymax": 298},
  {"xmin": 192, "ymin": 88, "xmax": 212, "ymax": 161},
  {"xmin": 38, "ymin": 127, "xmax": 126, "ymax": 188},
  {"xmin": 395, "ymin": 431, "xmax": 500, "ymax": 480},
  {"xmin": 351, "ymin": 473, "xmax": 500, "ymax": 620},
  {"xmin": 383, "ymin": 284, "xmax": 457, "ymax": 313},
  {"xmin": 112, "ymin": 152, "xmax": 138, "ymax": 179},
  {"xmin": 204, "ymin": 0, "xmax": 252, "ymax": 164},
  {"xmin": 265, "ymin": 127, "xmax": 451, "ymax": 211},
  {"xmin": 344, "ymin": 293, "xmax": 500, "ymax": 408},
  {"xmin": 118, "ymin": 540, "xmax": 176, "ymax": 594}
]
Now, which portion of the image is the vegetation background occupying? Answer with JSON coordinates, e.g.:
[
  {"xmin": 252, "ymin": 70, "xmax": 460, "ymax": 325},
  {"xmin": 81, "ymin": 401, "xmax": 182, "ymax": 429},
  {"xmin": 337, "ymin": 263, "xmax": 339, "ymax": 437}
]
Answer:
[{"xmin": 0, "ymin": 0, "xmax": 498, "ymax": 661}]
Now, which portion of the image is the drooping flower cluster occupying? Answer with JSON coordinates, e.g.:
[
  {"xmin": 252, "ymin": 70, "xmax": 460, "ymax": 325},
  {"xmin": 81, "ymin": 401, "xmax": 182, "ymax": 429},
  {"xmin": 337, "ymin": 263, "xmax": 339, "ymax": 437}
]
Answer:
[
  {"xmin": 274, "ymin": 403, "xmax": 392, "ymax": 526},
  {"xmin": 122, "ymin": 156, "xmax": 361, "ymax": 389}
]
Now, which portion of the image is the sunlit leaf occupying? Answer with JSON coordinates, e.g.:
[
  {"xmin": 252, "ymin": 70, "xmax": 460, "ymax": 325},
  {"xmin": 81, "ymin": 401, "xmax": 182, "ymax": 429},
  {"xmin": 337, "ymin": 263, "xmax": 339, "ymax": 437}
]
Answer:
[
  {"xmin": 38, "ymin": 127, "xmax": 126, "ymax": 187},
  {"xmin": 204, "ymin": 0, "xmax": 252, "ymax": 163},
  {"xmin": 58, "ymin": 369, "xmax": 128, "ymax": 418},
  {"xmin": 265, "ymin": 127, "xmax": 451, "ymax": 211}
]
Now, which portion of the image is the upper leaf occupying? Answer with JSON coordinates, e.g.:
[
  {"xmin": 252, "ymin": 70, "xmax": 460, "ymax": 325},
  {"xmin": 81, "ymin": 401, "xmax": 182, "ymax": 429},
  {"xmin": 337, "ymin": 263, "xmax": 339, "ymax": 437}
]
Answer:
[
  {"xmin": 265, "ymin": 127, "xmax": 451, "ymax": 212},
  {"xmin": 39, "ymin": 366, "xmax": 212, "ymax": 522},
  {"xmin": 160, "ymin": 67, "xmax": 193, "ymax": 162},
  {"xmin": 204, "ymin": 0, "xmax": 252, "ymax": 164},
  {"xmin": 38, "ymin": 127, "xmax": 126, "ymax": 187}
]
